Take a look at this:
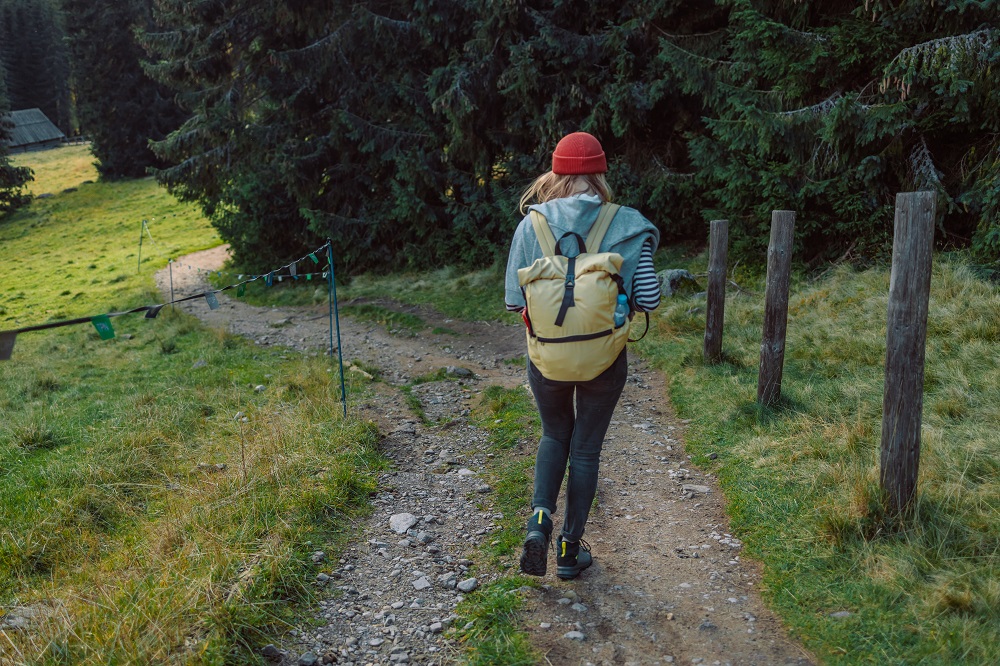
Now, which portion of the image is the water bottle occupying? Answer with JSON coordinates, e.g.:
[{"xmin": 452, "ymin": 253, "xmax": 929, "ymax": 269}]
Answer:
[{"xmin": 613, "ymin": 294, "xmax": 629, "ymax": 328}]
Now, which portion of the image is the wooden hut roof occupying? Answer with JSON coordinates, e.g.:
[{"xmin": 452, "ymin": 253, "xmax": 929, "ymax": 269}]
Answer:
[{"xmin": 5, "ymin": 108, "xmax": 65, "ymax": 148}]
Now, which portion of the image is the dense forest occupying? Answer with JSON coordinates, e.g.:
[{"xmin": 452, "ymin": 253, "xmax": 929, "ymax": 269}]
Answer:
[{"xmin": 1, "ymin": 0, "xmax": 998, "ymax": 274}]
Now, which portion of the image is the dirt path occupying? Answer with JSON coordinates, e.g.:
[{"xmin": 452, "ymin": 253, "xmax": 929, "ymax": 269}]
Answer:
[{"xmin": 156, "ymin": 247, "xmax": 813, "ymax": 666}]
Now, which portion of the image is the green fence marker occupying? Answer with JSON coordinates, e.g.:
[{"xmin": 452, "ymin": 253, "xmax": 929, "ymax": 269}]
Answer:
[
  {"xmin": 237, "ymin": 283, "xmax": 246, "ymax": 297},
  {"xmin": 91, "ymin": 315, "xmax": 115, "ymax": 340}
]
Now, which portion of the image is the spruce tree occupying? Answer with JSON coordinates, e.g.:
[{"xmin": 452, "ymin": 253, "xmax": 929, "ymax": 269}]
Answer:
[
  {"xmin": 62, "ymin": 0, "xmax": 185, "ymax": 178},
  {"xmin": 658, "ymin": 0, "xmax": 999, "ymax": 262},
  {"xmin": 144, "ymin": 0, "xmax": 464, "ymax": 273},
  {"xmin": 0, "ymin": 0, "xmax": 71, "ymax": 131}
]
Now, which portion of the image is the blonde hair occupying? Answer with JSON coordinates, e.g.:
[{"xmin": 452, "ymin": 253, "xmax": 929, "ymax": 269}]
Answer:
[{"xmin": 518, "ymin": 172, "xmax": 612, "ymax": 215}]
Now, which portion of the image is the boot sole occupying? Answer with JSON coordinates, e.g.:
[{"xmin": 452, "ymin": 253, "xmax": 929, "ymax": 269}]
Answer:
[{"xmin": 519, "ymin": 532, "xmax": 548, "ymax": 576}]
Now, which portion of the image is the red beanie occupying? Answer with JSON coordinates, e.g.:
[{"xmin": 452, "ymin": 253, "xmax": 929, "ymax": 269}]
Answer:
[{"xmin": 551, "ymin": 132, "xmax": 607, "ymax": 175}]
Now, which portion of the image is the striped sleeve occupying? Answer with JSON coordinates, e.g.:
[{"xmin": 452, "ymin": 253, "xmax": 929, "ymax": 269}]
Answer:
[{"xmin": 631, "ymin": 239, "xmax": 661, "ymax": 312}]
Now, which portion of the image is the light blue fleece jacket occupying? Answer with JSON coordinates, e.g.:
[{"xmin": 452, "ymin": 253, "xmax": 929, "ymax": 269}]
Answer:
[{"xmin": 504, "ymin": 194, "xmax": 660, "ymax": 310}]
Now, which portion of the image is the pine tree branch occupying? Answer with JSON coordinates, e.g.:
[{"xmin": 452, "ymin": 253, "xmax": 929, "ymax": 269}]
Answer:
[
  {"xmin": 654, "ymin": 27, "xmax": 736, "ymax": 67},
  {"xmin": 648, "ymin": 28, "xmax": 726, "ymax": 40},
  {"xmin": 653, "ymin": 156, "xmax": 695, "ymax": 179},
  {"xmin": 338, "ymin": 109, "xmax": 430, "ymax": 140},
  {"xmin": 276, "ymin": 22, "xmax": 353, "ymax": 58},
  {"xmin": 355, "ymin": 7, "xmax": 414, "ymax": 33},
  {"xmin": 774, "ymin": 92, "xmax": 841, "ymax": 117},
  {"xmin": 909, "ymin": 135, "xmax": 943, "ymax": 191},
  {"xmin": 882, "ymin": 27, "xmax": 997, "ymax": 97}
]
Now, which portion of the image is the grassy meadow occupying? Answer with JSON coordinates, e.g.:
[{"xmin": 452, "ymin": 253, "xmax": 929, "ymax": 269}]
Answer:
[
  {"xmin": 3, "ymin": 145, "xmax": 220, "ymax": 328},
  {"xmin": 0, "ymin": 147, "xmax": 385, "ymax": 664}
]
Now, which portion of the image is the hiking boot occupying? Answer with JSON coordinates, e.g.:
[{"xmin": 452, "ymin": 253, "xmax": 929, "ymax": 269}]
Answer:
[
  {"xmin": 556, "ymin": 536, "xmax": 592, "ymax": 580},
  {"xmin": 519, "ymin": 510, "xmax": 553, "ymax": 577}
]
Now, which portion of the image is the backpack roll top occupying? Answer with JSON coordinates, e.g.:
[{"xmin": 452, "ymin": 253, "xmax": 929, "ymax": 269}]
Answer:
[
  {"xmin": 517, "ymin": 203, "xmax": 630, "ymax": 382},
  {"xmin": 518, "ymin": 252, "xmax": 624, "ymax": 340}
]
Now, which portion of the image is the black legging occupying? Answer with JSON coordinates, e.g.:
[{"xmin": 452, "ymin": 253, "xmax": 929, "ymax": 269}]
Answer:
[{"xmin": 527, "ymin": 350, "xmax": 627, "ymax": 541}]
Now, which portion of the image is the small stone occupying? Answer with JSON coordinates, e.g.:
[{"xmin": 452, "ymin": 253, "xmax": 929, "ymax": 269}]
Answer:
[
  {"xmin": 429, "ymin": 622, "xmax": 444, "ymax": 634},
  {"xmin": 540, "ymin": 622, "xmax": 551, "ymax": 629},
  {"xmin": 369, "ymin": 638, "xmax": 385, "ymax": 647},
  {"xmin": 298, "ymin": 652, "xmax": 318, "ymax": 666},
  {"xmin": 254, "ymin": 384, "xmax": 266, "ymax": 393},
  {"xmin": 390, "ymin": 513, "xmax": 419, "ymax": 534},
  {"xmin": 261, "ymin": 644, "xmax": 282, "ymax": 660},
  {"xmin": 316, "ymin": 573, "xmax": 330, "ymax": 583},
  {"xmin": 571, "ymin": 603, "xmax": 588, "ymax": 612},
  {"xmin": 682, "ymin": 484, "xmax": 711, "ymax": 494},
  {"xmin": 413, "ymin": 577, "xmax": 432, "ymax": 591},
  {"xmin": 457, "ymin": 577, "xmax": 479, "ymax": 593},
  {"xmin": 311, "ymin": 551, "xmax": 326, "ymax": 563},
  {"xmin": 457, "ymin": 468, "xmax": 477, "ymax": 476},
  {"xmin": 830, "ymin": 611, "xmax": 852, "ymax": 618},
  {"xmin": 563, "ymin": 630, "xmax": 586, "ymax": 641}
]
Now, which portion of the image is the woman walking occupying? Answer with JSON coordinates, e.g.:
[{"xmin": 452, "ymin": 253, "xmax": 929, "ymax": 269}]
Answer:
[{"xmin": 505, "ymin": 131, "xmax": 661, "ymax": 579}]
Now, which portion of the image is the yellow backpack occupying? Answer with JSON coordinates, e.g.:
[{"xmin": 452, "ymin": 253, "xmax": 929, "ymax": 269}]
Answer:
[{"xmin": 517, "ymin": 203, "xmax": 629, "ymax": 381}]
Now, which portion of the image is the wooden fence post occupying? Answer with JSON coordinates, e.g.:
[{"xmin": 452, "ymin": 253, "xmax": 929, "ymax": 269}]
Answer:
[
  {"xmin": 704, "ymin": 220, "xmax": 729, "ymax": 363},
  {"xmin": 880, "ymin": 191, "xmax": 936, "ymax": 516},
  {"xmin": 757, "ymin": 211, "xmax": 795, "ymax": 406}
]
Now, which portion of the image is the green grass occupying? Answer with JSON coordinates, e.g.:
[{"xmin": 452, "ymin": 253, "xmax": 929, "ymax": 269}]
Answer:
[
  {"xmin": 340, "ymin": 303, "xmax": 426, "ymax": 334},
  {"xmin": 11, "ymin": 144, "xmax": 98, "ymax": 196},
  {"xmin": 0, "ymin": 314, "xmax": 386, "ymax": 664},
  {"xmin": 216, "ymin": 263, "xmax": 512, "ymax": 325},
  {"xmin": 1, "ymin": 146, "xmax": 220, "ymax": 328},
  {"xmin": 0, "ymin": 148, "xmax": 388, "ymax": 664},
  {"xmin": 640, "ymin": 254, "xmax": 1000, "ymax": 665}
]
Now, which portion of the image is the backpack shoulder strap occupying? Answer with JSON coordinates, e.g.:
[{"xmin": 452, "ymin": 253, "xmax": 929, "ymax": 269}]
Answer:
[
  {"xmin": 585, "ymin": 202, "xmax": 621, "ymax": 252},
  {"xmin": 529, "ymin": 210, "xmax": 558, "ymax": 257}
]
